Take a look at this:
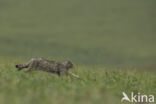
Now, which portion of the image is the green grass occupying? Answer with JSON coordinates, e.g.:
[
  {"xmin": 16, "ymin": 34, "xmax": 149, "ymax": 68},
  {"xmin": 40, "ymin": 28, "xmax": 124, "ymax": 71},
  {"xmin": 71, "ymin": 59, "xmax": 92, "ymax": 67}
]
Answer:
[
  {"xmin": 0, "ymin": 0, "xmax": 155, "ymax": 104},
  {"xmin": 0, "ymin": 0, "xmax": 156, "ymax": 66},
  {"xmin": 0, "ymin": 58, "xmax": 155, "ymax": 104}
]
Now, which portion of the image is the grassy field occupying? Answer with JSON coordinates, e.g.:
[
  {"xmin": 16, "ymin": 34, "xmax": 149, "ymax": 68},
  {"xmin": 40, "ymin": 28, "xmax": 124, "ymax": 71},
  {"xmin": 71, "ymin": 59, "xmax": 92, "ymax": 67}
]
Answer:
[
  {"xmin": 0, "ymin": 58, "xmax": 155, "ymax": 104},
  {"xmin": 0, "ymin": 0, "xmax": 156, "ymax": 66},
  {"xmin": 0, "ymin": 0, "xmax": 156, "ymax": 104}
]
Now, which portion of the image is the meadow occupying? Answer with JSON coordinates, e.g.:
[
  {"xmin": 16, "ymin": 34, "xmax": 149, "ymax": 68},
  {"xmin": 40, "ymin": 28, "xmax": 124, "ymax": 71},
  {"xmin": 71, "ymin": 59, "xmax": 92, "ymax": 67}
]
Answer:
[
  {"xmin": 0, "ymin": 0, "xmax": 156, "ymax": 66},
  {"xmin": 0, "ymin": 0, "xmax": 156, "ymax": 104},
  {"xmin": 0, "ymin": 58, "xmax": 155, "ymax": 104}
]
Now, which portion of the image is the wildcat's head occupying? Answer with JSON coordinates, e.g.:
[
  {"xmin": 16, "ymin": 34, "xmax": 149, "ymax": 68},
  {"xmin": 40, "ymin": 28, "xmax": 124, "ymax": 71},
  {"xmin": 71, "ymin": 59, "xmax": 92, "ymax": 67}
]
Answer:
[{"xmin": 63, "ymin": 60, "xmax": 73, "ymax": 69}]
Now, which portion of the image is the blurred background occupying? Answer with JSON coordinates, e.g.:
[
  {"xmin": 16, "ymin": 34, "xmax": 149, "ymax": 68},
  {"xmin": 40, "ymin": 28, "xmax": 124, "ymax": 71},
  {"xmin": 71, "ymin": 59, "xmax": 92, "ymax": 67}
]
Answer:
[{"xmin": 0, "ymin": 0, "xmax": 156, "ymax": 67}]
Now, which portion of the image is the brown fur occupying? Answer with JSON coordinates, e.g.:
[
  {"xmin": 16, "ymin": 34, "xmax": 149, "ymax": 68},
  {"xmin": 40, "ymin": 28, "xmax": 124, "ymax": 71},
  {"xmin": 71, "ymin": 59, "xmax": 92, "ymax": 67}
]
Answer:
[{"xmin": 15, "ymin": 58, "xmax": 80, "ymax": 78}]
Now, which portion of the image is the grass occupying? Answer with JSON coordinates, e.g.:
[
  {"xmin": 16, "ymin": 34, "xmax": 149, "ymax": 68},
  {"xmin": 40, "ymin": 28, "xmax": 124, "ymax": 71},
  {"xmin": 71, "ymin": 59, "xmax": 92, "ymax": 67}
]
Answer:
[
  {"xmin": 0, "ymin": 0, "xmax": 155, "ymax": 104},
  {"xmin": 0, "ymin": 0, "xmax": 156, "ymax": 66},
  {"xmin": 0, "ymin": 58, "xmax": 155, "ymax": 104}
]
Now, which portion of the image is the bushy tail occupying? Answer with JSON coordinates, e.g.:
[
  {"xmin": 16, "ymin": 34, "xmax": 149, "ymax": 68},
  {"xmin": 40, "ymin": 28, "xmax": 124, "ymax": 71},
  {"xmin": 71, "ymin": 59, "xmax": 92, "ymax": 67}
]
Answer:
[{"xmin": 15, "ymin": 64, "xmax": 28, "ymax": 71}]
